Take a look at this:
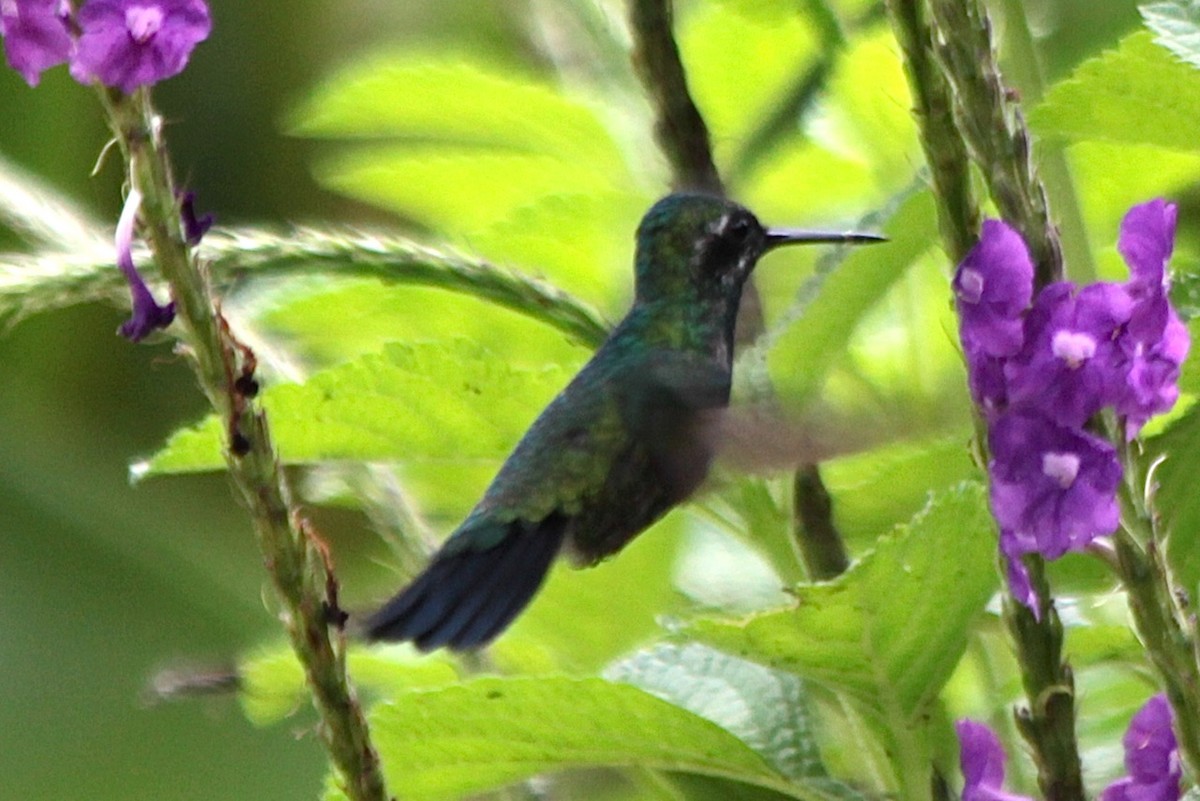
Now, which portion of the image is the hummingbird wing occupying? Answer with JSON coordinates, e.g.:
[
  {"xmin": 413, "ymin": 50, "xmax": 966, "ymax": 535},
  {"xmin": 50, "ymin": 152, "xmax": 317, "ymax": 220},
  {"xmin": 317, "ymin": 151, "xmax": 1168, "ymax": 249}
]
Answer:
[{"xmin": 362, "ymin": 349, "xmax": 732, "ymax": 651}]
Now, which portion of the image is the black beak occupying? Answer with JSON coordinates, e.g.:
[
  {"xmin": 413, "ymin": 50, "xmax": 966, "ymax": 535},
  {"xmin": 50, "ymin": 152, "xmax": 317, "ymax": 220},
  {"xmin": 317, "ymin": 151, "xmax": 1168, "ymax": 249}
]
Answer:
[{"xmin": 764, "ymin": 228, "xmax": 887, "ymax": 251}]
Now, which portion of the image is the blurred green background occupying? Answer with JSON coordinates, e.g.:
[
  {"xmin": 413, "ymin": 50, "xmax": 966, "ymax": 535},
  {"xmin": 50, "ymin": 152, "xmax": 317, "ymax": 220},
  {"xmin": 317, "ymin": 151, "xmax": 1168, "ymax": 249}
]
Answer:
[{"xmin": 0, "ymin": 1, "xmax": 1151, "ymax": 798}]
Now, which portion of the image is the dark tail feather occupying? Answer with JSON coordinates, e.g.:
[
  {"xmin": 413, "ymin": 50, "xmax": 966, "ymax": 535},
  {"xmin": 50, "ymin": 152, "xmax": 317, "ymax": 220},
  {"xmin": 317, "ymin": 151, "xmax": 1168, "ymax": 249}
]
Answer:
[{"xmin": 362, "ymin": 515, "xmax": 567, "ymax": 651}]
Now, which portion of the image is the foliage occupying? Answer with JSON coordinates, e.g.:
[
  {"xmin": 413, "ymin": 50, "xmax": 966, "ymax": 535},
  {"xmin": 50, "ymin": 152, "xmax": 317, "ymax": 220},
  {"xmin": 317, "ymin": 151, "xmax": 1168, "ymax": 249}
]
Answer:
[{"xmin": 3, "ymin": 1, "xmax": 1200, "ymax": 801}]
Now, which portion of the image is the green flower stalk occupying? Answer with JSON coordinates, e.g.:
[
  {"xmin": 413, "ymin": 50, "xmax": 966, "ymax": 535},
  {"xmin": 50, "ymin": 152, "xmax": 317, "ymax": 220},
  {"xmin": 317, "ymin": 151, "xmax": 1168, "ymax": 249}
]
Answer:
[
  {"xmin": 889, "ymin": 0, "xmax": 1084, "ymax": 797},
  {"xmin": 98, "ymin": 86, "xmax": 391, "ymax": 801},
  {"xmin": 926, "ymin": 0, "xmax": 1063, "ymax": 288}
]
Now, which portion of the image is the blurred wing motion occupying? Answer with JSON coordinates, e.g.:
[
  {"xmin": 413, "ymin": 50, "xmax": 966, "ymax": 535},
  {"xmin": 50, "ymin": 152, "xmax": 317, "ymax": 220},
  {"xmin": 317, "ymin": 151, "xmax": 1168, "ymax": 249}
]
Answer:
[{"xmin": 702, "ymin": 401, "xmax": 904, "ymax": 474}]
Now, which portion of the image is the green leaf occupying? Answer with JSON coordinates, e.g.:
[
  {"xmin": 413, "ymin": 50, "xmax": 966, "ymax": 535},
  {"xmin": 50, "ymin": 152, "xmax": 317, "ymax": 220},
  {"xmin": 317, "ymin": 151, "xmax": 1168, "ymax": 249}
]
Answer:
[
  {"xmin": 461, "ymin": 191, "xmax": 649, "ymax": 310},
  {"xmin": 1141, "ymin": 1, "xmax": 1200, "ymax": 69},
  {"xmin": 314, "ymin": 146, "xmax": 621, "ymax": 233},
  {"xmin": 492, "ymin": 513, "xmax": 689, "ymax": 673},
  {"xmin": 290, "ymin": 54, "xmax": 630, "ymax": 231},
  {"xmin": 764, "ymin": 185, "xmax": 938, "ymax": 406},
  {"xmin": 822, "ymin": 435, "xmax": 976, "ymax": 545},
  {"xmin": 679, "ymin": 4, "xmax": 819, "ymax": 166},
  {"xmin": 742, "ymin": 141, "xmax": 876, "ymax": 228},
  {"xmin": 290, "ymin": 54, "xmax": 626, "ymax": 169},
  {"xmin": 1032, "ymin": 32, "xmax": 1200, "ymax": 152},
  {"xmin": 689, "ymin": 483, "xmax": 997, "ymax": 723},
  {"xmin": 820, "ymin": 29, "xmax": 921, "ymax": 189},
  {"xmin": 358, "ymin": 676, "xmax": 801, "ymax": 800},
  {"xmin": 1066, "ymin": 142, "xmax": 1200, "ymax": 261},
  {"xmin": 138, "ymin": 340, "xmax": 573, "ymax": 477},
  {"xmin": 252, "ymin": 276, "xmax": 596, "ymax": 371},
  {"xmin": 239, "ymin": 642, "xmax": 459, "ymax": 726},
  {"xmin": 606, "ymin": 643, "xmax": 831, "ymax": 784}
]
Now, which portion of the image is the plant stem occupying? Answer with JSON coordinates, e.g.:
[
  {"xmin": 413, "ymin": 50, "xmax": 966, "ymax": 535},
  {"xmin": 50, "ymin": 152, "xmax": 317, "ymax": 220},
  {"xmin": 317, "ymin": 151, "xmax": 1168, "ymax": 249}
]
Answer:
[
  {"xmin": 1002, "ymin": 561, "xmax": 1084, "ymax": 801},
  {"xmin": 627, "ymin": 0, "xmax": 723, "ymax": 195},
  {"xmin": 0, "ymin": 225, "xmax": 611, "ymax": 349},
  {"xmin": 886, "ymin": 1, "xmax": 1083, "ymax": 797},
  {"xmin": 883, "ymin": 0, "xmax": 977, "ymax": 262},
  {"xmin": 1112, "ymin": 429, "xmax": 1200, "ymax": 778},
  {"xmin": 792, "ymin": 464, "xmax": 848, "ymax": 579},
  {"xmin": 926, "ymin": 0, "xmax": 1064, "ymax": 287},
  {"xmin": 994, "ymin": 0, "xmax": 1094, "ymax": 282},
  {"xmin": 99, "ymin": 87, "xmax": 390, "ymax": 801}
]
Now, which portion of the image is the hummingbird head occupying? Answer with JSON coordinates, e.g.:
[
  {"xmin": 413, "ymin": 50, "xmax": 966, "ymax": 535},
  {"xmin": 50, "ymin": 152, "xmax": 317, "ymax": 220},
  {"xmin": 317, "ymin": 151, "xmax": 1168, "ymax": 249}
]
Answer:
[{"xmin": 633, "ymin": 193, "xmax": 883, "ymax": 306}]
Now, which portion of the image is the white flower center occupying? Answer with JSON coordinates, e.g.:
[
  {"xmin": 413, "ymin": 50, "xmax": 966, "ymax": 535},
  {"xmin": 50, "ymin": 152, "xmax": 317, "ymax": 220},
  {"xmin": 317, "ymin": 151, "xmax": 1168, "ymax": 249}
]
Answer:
[
  {"xmin": 126, "ymin": 5, "xmax": 164, "ymax": 43},
  {"xmin": 1051, "ymin": 330, "xmax": 1097, "ymax": 368},
  {"xmin": 1042, "ymin": 452, "xmax": 1081, "ymax": 489},
  {"xmin": 957, "ymin": 267, "xmax": 985, "ymax": 304}
]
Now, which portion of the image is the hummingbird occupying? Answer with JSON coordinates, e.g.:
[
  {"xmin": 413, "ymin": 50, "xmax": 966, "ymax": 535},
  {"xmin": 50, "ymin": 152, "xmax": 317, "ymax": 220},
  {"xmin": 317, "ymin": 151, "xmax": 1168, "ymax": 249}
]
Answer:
[{"xmin": 363, "ymin": 193, "xmax": 884, "ymax": 651}]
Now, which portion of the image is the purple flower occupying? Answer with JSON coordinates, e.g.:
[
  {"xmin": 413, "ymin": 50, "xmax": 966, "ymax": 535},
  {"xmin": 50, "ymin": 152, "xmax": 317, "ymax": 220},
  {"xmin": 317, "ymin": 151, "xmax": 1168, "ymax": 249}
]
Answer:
[
  {"xmin": 967, "ymin": 352, "xmax": 1009, "ymax": 414},
  {"xmin": 115, "ymin": 188, "xmax": 174, "ymax": 341},
  {"xmin": 178, "ymin": 190, "xmax": 212, "ymax": 245},
  {"xmin": 954, "ymin": 219, "xmax": 1035, "ymax": 360},
  {"xmin": 1101, "ymin": 695, "xmax": 1181, "ymax": 801},
  {"xmin": 956, "ymin": 720, "xmax": 1035, "ymax": 801},
  {"xmin": 0, "ymin": 0, "xmax": 72, "ymax": 86},
  {"xmin": 988, "ymin": 410, "xmax": 1120, "ymax": 560},
  {"xmin": 1005, "ymin": 281, "xmax": 1132, "ymax": 428},
  {"xmin": 1120, "ymin": 200, "xmax": 1177, "ymax": 300},
  {"xmin": 70, "ymin": 0, "xmax": 210, "ymax": 93},
  {"xmin": 1111, "ymin": 199, "xmax": 1189, "ymax": 438},
  {"xmin": 1116, "ymin": 308, "xmax": 1189, "ymax": 438}
]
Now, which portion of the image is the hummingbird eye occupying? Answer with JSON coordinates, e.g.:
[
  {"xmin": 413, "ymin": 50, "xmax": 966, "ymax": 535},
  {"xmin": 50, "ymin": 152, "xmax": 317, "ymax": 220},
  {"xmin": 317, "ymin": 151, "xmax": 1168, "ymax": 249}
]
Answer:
[{"xmin": 726, "ymin": 216, "xmax": 753, "ymax": 242}]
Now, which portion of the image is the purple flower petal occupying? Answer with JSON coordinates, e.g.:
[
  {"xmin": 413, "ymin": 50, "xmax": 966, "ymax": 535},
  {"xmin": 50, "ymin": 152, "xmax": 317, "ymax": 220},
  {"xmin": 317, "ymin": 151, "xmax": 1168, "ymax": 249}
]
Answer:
[
  {"xmin": 115, "ymin": 188, "xmax": 174, "ymax": 341},
  {"xmin": 1119, "ymin": 199, "xmax": 1177, "ymax": 300},
  {"xmin": 1101, "ymin": 695, "xmax": 1181, "ymax": 801},
  {"xmin": 178, "ymin": 190, "xmax": 213, "ymax": 245},
  {"xmin": 70, "ymin": 0, "xmax": 210, "ymax": 92},
  {"xmin": 1117, "ymin": 308, "xmax": 1189, "ymax": 438},
  {"xmin": 1, "ymin": 0, "xmax": 73, "ymax": 86},
  {"xmin": 1111, "ymin": 198, "xmax": 1189, "ymax": 437},
  {"xmin": 956, "ymin": 720, "xmax": 1035, "ymax": 801},
  {"xmin": 1005, "ymin": 282, "xmax": 1132, "ymax": 428},
  {"xmin": 966, "ymin": 347, "xmax": 1009, "ymax": 415},
  {"xmin": 954, "ymin": 219, "xmax": 1036, "ymax": 359},
  {"xmin": 988, "ymin": 410, "xmax": 1120, "ymax": 559},
  {"xmin": 1000, "ymin": 535, "xmax": 1040, "ymax": 619}
]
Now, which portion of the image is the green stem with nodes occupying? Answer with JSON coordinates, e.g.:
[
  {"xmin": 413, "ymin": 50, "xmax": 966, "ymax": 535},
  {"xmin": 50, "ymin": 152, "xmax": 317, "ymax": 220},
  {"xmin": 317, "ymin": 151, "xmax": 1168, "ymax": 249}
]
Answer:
[
  {"xmin": 1111, "ymin": 424, "xmax": 1200, "ymax": 778},
  {"xmin": 97, "ymin": 87, "xmax": 390, "ymax": 801},
  {"xmin": 1001, "ymin": 561, "xmax": 1083, "ymax": 801},
  {"xmin": 883, "ymin": 0, "xmax": 977, "ymax": 262},
  {"xmin": 926, "ymin": 0, "xmax": 1064, "ymax": 288},
  {"xmin": 888, "ymin": 1, "xmax": 1083, "ymax": 797},
  {"xmin": 994, "ymin": 0, "xmax": 1094, "ymax": 282}
]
